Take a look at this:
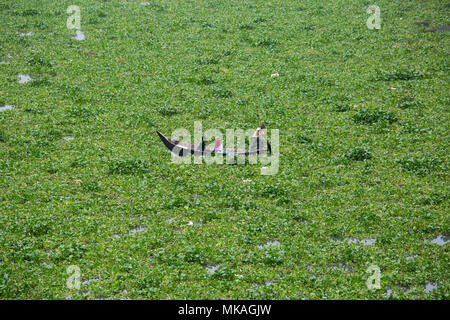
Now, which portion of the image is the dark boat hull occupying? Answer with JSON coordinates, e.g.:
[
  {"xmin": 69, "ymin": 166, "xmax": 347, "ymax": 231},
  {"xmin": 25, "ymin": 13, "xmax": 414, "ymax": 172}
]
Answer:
[{"xmin": 156, "ymin": 130, "xmax": 270, "ymax": 156}]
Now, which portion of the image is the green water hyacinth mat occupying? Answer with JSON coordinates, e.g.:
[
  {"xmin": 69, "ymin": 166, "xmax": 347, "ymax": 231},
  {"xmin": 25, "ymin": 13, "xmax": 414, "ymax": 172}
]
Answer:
[{"xmin": 0, "ymin": 0, "xmax": 448, "ymax": 299}]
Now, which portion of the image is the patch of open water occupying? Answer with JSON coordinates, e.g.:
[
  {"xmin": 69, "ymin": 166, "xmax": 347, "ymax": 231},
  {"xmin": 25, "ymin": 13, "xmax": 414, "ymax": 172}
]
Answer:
[
  {"xmin": 257, "ymin": 240, "xmax": 280, "ymax": 249},
  {"xmin": 73, "ymin": 30, "xmax": 85, "ymax": 41},
  {"xmin": 345, "ymin": 237, "xmax": 376, "ymax": 246},
  {"xmin": 205, "ymin": 265, "xmax": 220, "ymax": 275},
  {"xmin": 0, "ymin": 105, "xmax": 13, "ymax": 112},
  {"xmin": 428, "ymin": 235, "xmax": 449, "ymax": 245},
  {"xmin": 330, "ymin": 264, "xmax": 353, "ymax": 272},
  {"xmin": 129, "ymin": 226, "xmax": 146, "ymax": 234},
  {"xmin": 425, "ymin": 282, "xmax": 437, "ymax": 293},
  {"xmin": 18, "ymin": 74, "xmax": 32, "ymax": 83}
]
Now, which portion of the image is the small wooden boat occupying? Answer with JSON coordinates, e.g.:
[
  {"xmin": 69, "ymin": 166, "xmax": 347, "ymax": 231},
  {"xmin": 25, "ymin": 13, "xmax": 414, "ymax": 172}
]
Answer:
[{"xmin": 156, "ymin": 130, "xmax": 271, "ymax": 157}]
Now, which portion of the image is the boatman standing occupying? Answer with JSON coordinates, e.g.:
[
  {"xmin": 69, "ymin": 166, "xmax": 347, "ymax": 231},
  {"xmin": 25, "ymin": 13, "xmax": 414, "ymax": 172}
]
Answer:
[{"xmin": 250, "ymin": 124, "xmax": 271, "ymax": 154}]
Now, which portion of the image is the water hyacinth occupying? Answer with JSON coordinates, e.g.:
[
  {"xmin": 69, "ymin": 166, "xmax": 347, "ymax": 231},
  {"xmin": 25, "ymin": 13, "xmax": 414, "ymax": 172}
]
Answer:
[{"xmin": 0, "ymin": 0, "xmax": 447, "ymax": 301}]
